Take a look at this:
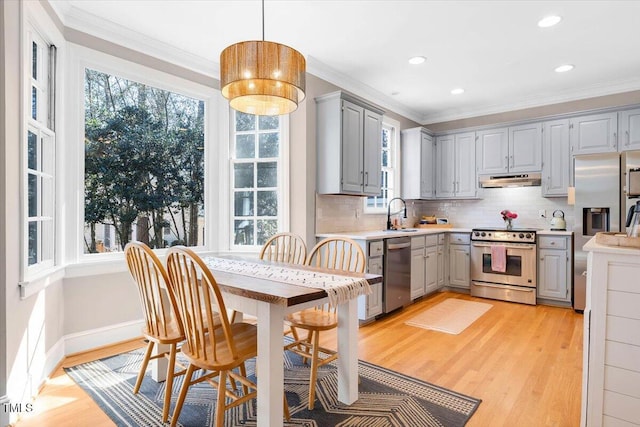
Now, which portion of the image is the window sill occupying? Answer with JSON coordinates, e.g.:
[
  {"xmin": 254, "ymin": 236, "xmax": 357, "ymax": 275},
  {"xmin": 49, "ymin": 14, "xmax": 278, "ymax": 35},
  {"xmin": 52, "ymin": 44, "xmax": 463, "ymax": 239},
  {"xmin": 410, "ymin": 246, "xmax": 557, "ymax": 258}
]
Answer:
[{"xmin": 19, "ymin": 266, "xmax": 66, "ymax": 299}]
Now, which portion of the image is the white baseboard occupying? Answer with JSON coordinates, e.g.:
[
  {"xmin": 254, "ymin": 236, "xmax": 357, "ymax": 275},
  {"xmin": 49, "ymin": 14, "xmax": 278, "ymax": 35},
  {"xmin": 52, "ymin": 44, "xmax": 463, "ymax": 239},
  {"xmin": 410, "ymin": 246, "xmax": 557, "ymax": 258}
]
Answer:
[{"xmin": 64, "ymin": 319, "xmax": 144, "ymax": 355}]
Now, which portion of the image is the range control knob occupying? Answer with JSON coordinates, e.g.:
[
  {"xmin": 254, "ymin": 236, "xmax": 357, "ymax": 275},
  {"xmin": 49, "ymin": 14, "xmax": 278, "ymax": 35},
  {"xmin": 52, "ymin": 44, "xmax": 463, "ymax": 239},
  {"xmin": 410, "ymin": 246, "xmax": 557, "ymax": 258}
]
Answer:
[
  {"xmin": 474, "ymin": 231, "xmax": 479, "ymax": 236},
  {"xmin": 481, "ymin": 232, "xmax": 486, "ymax": 237},
  {"xmin": 519, "ymin": 233, "xmax": 524, "ymax": 238},
  {"xmin": 525, "ymin": 233, "xmax": 532, "ymax": 239}
]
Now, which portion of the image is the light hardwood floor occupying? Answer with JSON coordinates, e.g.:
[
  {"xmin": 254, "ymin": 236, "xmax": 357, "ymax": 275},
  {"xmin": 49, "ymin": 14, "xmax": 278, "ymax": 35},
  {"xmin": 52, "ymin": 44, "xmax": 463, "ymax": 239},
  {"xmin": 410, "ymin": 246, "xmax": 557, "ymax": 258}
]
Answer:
[{"xmin": 15, "ymin": 291, "xmax": 583, "ymax": 427}]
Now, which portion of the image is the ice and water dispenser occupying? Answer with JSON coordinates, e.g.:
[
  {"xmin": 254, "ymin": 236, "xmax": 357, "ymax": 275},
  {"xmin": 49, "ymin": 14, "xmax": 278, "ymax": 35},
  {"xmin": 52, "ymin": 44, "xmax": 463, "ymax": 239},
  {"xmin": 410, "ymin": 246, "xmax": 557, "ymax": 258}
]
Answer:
[{"xmin": 583, "ymin": 207, "xmax": 610, "ymax": 236}]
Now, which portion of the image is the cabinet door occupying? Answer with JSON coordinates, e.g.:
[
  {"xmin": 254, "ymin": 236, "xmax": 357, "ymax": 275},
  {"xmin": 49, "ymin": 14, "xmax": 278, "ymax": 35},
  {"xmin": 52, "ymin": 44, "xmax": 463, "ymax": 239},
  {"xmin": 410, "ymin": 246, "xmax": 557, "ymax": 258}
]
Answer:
[
  {"xmin": 449, "ymin": 244, "xmax": 470, "ymax": 288},
  {"xmin": 619, "ymin": 108, "xmax": 640, "ymax": 151},
  {"xmin": 509, "ymin": 123, "xmax": 542, "ymax": 173},
  {"xmin": 542, "ymin": 119, "xmax": 570, "ymax": 196},
  {"xmin": 477, "ymin": 128, "xmax": 508, "ymax": 174},
  {"xmin": 401, "ymin": 128, "xmax": 422, "ymax": 199},
  {"xmin": 437, "ymin": 243, "xmax": 445, "ymax": 288},
  {"xmin": 363, "ymin": 108, "xmax": 382, "ymax": 195},
  {"xmin": 367, "ymin": 283, "xmax": 383, "ymax": 318},
  {"xmin": 341, "ymin": 100, "xmax": 365, "ymax": 193},
  {"xmin": 570, "ymin": 112, "xmax": 618, "ymax": 155},
  {"xmin": 425, "ymin": 245, "xmax": 438, "ymax": 294},
  {"xmin": 455, "ymin": 132, "xmax": 477, "ymax": 198},
  {"xmin": 436, "ymin": 135, "xmax": 456, "ymax": 198},
  {"xmin": 420, "ymin": 133, "xmax": 435, "ymax": 199},
  {"xmin": 411, "ymin": 247, "xmax": 425, "ymax": 299},
  {"xmin": 537, "ymin": 249, "xmax": 569, "ymax": 301}
]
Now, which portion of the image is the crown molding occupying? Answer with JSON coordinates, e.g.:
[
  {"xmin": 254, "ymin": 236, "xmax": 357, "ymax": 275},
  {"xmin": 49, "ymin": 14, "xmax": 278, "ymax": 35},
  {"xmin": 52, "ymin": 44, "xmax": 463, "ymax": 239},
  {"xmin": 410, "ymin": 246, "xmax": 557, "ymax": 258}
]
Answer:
[
  {"xmin": 48, "ymin": 0, "xmax": 218, "ymax": 78},
  {"xmin": 306, "ymin": 56, "xmax": 424, "ymax": 124},
  {"xmin": 422, "ymin": 77, "xmax": 640, "ymax": 124}
]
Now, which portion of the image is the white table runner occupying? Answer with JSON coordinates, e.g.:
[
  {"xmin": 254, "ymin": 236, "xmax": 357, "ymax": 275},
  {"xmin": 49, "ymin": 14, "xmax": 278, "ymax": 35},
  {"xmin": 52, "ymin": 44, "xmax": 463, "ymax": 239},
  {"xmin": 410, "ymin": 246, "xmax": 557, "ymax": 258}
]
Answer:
[{"xmin": 203, "ymin": 257, "xmax": 372, "ymax": 306}]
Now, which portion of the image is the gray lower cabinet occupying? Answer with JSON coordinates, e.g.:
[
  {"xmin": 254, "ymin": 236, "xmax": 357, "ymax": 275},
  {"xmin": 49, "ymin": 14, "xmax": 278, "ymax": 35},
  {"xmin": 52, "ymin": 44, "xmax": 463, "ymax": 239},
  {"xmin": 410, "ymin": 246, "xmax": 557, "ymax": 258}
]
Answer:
[
  {"xmin": 410, "ymin": 234, "xmax": 441, "ymax": 299},
  {"xmin": 437, "ymin": 234, "xmax": 445, "ymax": 288},
  {"xmin": 316, "ymin": 91, "xmax": 384, "ymax": 196},
  {"xmin": 448, "ymin": 233, "xmax": 471, "ymax": 289},
  {"xmin": 537, "ymin": 235, "xmax": 573, "ymax": 304},
  {"xmin": 356, "ymin": 239, "xmax": 384, "ymax": 321}
]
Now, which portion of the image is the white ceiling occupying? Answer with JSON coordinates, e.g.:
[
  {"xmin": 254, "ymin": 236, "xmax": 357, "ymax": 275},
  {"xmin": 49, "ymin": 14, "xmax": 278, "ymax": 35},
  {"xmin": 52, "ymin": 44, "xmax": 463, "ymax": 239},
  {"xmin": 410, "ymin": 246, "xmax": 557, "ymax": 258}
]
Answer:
[{"xmin": 49, "ymin": 0, "xmax": 640, "ymax": 124}]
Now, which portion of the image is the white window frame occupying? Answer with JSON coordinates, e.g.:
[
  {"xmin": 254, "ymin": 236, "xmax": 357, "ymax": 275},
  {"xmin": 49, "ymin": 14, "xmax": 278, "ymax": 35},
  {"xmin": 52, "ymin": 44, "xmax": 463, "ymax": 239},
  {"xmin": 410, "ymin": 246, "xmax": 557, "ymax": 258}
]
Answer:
[
  {"xmin": 227, "ymin": 111, "xmax": 290, "ymax": 252},
  {"xmin": 63, "ymin": 45, "xmax": 220, "ymax": 273},
  {"xmin": 21, "ymin": 7, "xmax": 62, "ymax": 283},
  {"xmin": 364, "ymin": 116, "xmax": 401, "ymax": 214}
]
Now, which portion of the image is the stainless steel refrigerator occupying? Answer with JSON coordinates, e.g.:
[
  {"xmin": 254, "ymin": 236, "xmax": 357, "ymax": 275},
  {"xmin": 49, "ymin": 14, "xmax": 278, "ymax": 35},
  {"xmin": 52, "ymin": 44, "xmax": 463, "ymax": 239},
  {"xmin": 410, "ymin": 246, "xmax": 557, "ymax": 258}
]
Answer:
[{"xmin": 573, "ymin": 150, "xmax": 640, "ymax": 311}]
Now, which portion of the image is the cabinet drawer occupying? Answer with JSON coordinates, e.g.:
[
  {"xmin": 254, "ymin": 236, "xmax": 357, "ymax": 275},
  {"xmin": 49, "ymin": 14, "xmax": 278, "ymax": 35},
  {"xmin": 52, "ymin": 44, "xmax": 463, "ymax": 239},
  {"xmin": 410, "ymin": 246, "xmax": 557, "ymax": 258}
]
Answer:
[
  {"xmin": 425, "ymin": 235, "xmax": 438, "ymax": 247},
  {"xmin": 438, "ymin": 234, "xmax": 445, "ymax": 245},
  {"xmin": 411, "ymin": 235, "xmax": 426, "ymax": 249},
  {"xmin": 368, "ymin": 256, "xmax": 383, "ymax": 275},
  {"xmin": 539, "ymin": 236, "xmax": 567, "ymax": 249},
  {"xmin": 449, "ymin": 233, "xmax": 470, "ymax": 245},
  {"xmin": 369, "ymin": 240, "xmax": 384, "ymax": 257}
]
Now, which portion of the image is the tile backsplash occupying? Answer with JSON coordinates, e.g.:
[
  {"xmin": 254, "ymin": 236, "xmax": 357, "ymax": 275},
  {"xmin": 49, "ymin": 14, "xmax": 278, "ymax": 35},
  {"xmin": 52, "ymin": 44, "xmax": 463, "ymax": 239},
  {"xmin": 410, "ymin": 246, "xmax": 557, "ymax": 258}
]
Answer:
[{"xmin": 316, "ymin": 187, "xmax": 574, "ymax": 233}]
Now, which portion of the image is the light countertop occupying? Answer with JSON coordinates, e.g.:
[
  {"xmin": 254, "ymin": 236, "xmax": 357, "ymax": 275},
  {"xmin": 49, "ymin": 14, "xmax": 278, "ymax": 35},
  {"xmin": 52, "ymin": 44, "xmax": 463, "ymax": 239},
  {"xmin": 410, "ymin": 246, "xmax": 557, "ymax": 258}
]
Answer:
[
  {"xmin": 316, "ymin": 228, "xmax": 572, "ymax": 241},
  {"xmin": 583, "ymin": 235, "xmax": 640, "ymax": 255}
]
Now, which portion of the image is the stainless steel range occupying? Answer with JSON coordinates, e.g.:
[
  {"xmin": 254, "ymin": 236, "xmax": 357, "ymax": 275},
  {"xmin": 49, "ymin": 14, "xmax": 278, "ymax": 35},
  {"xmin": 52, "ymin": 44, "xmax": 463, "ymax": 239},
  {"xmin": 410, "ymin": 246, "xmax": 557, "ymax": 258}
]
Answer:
[{"xmin": 470, "ymin": 228, "xmax": 537, "ymax": 305}]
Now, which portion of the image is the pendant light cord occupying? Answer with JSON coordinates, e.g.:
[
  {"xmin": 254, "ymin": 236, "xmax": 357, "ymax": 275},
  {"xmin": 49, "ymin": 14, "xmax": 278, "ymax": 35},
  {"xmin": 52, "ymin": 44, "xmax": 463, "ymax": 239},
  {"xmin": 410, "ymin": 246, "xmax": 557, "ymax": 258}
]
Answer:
[{"xmin": 261, "ymin": 0, "xmax": 265, "ymax": 41}]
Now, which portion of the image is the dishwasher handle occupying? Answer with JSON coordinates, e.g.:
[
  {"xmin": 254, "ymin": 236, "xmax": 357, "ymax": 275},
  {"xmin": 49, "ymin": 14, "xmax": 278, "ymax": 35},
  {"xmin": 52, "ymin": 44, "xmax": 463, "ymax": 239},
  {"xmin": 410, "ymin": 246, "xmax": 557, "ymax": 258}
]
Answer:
[{"xmin": 387, "ymin": 242, "xmax": 411, "ymax": 250}]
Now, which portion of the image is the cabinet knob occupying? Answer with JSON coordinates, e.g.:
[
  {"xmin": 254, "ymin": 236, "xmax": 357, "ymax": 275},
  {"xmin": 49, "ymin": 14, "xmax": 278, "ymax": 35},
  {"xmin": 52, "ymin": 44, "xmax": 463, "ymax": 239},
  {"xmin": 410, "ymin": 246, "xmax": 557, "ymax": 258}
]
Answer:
[{"xmin": 550, "ymin": 241, "xmax": 555, "ymax": 245}]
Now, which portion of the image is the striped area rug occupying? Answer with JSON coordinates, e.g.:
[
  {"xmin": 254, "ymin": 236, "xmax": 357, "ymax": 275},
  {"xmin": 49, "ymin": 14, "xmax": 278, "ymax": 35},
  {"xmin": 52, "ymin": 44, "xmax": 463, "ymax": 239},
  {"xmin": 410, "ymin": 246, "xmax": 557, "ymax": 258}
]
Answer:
[{"xmin": 65, "ymin": 342, "xmax": 481, "ymax": 426}]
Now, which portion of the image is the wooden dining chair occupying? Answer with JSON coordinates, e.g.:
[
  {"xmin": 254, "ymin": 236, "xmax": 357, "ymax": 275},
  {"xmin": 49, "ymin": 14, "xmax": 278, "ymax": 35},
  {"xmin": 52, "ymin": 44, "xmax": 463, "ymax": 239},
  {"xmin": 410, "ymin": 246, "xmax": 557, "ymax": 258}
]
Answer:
[
  {"xmin": 284, "ymin": 237, "xmax": 366, "ymax": 410},
  {"xmin": 165, "ymin": 246, "xmax": 289, "ymax": 427},
  {"xmin": 259, "ymin": 232, "xmax": 307, "ymax": 265},
  {"xmin": 124, "ymin": 241, "xmax": 186, "ymax": 423}
]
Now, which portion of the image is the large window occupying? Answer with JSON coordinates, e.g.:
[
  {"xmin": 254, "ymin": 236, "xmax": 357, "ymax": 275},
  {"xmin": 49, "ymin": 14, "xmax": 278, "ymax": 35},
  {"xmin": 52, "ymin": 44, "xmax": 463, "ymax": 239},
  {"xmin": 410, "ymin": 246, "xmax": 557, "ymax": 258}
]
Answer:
[
  {"xmin": 230, "ymin": 111, "xmax": 285, "ymax": 249},
  {"xmin": 25, "ymin": 29, "xmax": 56, "ymax": 271},
  {"xmin": 83, "ymin": 69, "xmax": 205, "ymax": 253},
  {"xmin": 366, "ymin": 119, "xmax": 400, "ymax": 213}
]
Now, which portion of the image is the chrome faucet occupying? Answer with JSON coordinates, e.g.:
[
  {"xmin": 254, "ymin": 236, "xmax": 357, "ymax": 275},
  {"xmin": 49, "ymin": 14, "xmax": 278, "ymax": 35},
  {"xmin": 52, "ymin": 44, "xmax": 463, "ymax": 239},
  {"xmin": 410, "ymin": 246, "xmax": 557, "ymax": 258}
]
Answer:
[{"xmin": 386, "ymin": 197, "xmax": 407, "ymax": 230}]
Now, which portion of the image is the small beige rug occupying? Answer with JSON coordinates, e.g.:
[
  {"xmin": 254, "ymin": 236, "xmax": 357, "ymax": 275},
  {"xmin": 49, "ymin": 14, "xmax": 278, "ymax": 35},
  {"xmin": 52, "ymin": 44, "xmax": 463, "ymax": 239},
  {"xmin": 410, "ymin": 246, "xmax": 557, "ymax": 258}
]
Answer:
[{"xmin": 405, "ymin": 298, "xmax": 493, "ymax": 335}]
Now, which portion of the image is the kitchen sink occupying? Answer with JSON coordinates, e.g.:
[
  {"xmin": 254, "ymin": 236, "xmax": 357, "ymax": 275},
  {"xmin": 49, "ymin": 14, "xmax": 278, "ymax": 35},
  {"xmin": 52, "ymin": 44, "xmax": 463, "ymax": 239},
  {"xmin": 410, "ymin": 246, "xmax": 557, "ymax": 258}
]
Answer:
[{"xmin": 382, "ymin": 228, "xmax": 419, "ymax": 232}]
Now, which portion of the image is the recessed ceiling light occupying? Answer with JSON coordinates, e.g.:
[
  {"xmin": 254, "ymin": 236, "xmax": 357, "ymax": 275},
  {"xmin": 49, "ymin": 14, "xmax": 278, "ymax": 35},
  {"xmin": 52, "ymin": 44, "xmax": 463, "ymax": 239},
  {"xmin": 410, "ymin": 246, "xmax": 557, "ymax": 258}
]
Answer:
[
  {"xmin": 451, "ymin": 88, "xmax": 465, "ymax": 95},
  {"xmin": 555, "ymin": 64, "xmax": 574, "ymax": 73},
  {"xmin": 408, "ymin": 56, "xmax": 426, "ymax": 65},
  {"xmin": 538, "ymin": 15, "xmax": 562, "ymax": 28}
]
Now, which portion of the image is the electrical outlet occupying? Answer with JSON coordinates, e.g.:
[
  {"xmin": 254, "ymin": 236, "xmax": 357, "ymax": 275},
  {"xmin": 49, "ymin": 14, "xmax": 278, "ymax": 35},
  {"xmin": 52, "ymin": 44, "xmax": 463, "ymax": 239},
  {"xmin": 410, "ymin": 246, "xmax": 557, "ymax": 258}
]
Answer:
[{"xmin": 539, "ymin": 209, "xmax": 546, "ymax": 218}]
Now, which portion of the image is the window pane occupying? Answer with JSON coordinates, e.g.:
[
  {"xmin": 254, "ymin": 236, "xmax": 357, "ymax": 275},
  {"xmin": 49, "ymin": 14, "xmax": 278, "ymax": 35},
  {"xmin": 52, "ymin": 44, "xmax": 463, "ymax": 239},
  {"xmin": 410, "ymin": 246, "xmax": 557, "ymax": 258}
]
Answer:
[
  {"xmin": 258, "ymin": 115, "xmax": 279, "ymax": 130},
  {"xmin": 32, "ymin": 41, "xmax": 38, "ymax": 80},
  {"xmin": 234, "ymin": 220, "xmax": 254, "ymax": 245},
  {"xmin": 235, "ymin": 134, "xmax": 255, "ymax": 158},
  {"xmin": 234, "ymin": 191, "xmax": 254, "ymax": 216},
  {"xmin": 257, "ymin": 219, "xmax": 278, "ymax": 245},
  {"xmin": 32, "ymin": 86, "xmax": 38, "ymax": 120},
  {"xmin": 84, "ymin": 69, "xmax": 205, "ymax": 253},
  {"xmin": 257, "ymin": 162, "xmax": 277, "ymax": 187},
  {"xmin": 382, "ymin": 149, "xmax": 388, "ymax": 167},
  {"xmin": 382, "ymin": 128, "xmax": 389, "ymax": 148},
  {"xmin": 41, "ymin": 219, "xmax": 53, "ymax": 262},
  {"xmin": 259, "ymin": 132, "xmax": 279, "ymax": 158},
  {"xmin": 257, "ymin": 191, "xmax": 277, "ymax": 216},
  {"xmin": 28, "ymin": 222, "xmax": 38, "ymax": 265},
  {"xmin": 28, "ymin": 174, "xmax": 38, "ymax": 217},
  {"xmin": 28, "ymin": 131, "xmax": 38, "ymax": 169},
  {"xmin": 234, "ymin": 163, "xmax": 254, "ymax": 188},
  {"xmin": 235, "ymin": 112, "xmax": 255, "ymax": 131}
]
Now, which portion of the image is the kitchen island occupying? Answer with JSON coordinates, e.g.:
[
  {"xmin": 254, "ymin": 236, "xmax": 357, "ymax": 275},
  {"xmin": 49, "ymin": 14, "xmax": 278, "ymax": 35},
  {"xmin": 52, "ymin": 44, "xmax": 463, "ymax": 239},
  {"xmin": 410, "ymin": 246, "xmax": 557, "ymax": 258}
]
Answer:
[{"xmin": 581, "ymin": 237, "xmax": 640, "ymax": 426}]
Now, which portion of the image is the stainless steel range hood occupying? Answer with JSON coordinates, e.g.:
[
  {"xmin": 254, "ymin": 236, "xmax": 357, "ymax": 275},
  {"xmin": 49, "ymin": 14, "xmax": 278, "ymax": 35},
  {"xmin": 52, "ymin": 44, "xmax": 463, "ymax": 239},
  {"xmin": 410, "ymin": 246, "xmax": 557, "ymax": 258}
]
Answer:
[{"xmin": 478, "ymin": 172, "xmax": 542, "ymax": 188}]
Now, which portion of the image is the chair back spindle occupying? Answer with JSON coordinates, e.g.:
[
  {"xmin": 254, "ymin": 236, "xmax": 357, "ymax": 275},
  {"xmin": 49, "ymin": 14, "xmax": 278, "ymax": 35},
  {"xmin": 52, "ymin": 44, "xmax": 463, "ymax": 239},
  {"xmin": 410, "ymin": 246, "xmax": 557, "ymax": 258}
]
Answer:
[{"xmin": 259, "ymin": 232, "xmax": 307, "ymax": 264}]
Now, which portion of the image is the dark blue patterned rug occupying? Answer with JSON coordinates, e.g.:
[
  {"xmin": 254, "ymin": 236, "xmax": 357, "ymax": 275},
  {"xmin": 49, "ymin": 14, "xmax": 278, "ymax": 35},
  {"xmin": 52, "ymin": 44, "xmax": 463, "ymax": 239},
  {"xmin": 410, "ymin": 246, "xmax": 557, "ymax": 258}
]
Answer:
[{"xmin": 65, "ymin": 343, "xmax": 481, "ymax": 426}]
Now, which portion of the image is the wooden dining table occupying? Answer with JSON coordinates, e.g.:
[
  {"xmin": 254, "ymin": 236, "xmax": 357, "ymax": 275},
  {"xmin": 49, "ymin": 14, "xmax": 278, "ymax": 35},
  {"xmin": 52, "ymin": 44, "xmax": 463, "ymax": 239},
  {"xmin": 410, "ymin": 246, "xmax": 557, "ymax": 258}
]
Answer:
[{"xmin": 153, "ymin": 255, "xmax": 382, "ymax": 427}]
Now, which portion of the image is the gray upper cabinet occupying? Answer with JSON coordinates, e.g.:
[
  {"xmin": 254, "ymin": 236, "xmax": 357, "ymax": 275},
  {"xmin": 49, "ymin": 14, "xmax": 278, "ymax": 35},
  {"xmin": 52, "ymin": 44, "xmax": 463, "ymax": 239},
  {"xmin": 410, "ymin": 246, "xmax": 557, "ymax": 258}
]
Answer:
[
  {"xmin": 542, "ymin": 119, "xmax": 571, "ymax": 197},
  {"xmin": 618, "ymin": 108, "xmax": 640, "ymax": 151},
  {"xmin": 316, "ymin": 91, "xmax": 384, "ymax": 196},
  {"xmin": 435, "ymin": 132, "xmax": 476, "ymax": 199},
  {"xmin": 476, "ymin": 124, "xmax": 542, "ymax": 175},
  {"xmin": 569, "ymin": 112, "xmax": 618, "ymax": 155},
  {"xmin": 401, "ymin": 127, "xmax": 435, "ymax": 199}
]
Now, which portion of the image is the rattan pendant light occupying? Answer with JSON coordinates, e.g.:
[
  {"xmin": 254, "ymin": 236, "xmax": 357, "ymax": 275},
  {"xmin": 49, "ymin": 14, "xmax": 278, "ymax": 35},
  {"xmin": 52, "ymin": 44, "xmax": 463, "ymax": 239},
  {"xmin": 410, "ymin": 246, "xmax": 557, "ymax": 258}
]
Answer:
[{"xmin": 220, "ymin": 0, "xmax": 306, "ymax": 116}]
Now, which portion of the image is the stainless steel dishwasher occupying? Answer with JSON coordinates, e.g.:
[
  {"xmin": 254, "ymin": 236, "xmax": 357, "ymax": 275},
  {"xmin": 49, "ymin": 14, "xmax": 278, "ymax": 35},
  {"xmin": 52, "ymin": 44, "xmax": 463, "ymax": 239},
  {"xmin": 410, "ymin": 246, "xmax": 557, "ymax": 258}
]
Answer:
[{"xmin": 383, "ymin": 237, "xmax": 411, "ymax": 313}]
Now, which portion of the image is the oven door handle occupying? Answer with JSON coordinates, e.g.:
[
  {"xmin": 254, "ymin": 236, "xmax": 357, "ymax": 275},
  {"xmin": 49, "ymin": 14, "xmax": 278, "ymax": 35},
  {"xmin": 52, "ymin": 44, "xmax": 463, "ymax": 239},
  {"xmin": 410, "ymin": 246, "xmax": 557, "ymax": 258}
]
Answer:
[{"xmin": 471, "ymin": 242, "xmax": 535, "ymax": 250}]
